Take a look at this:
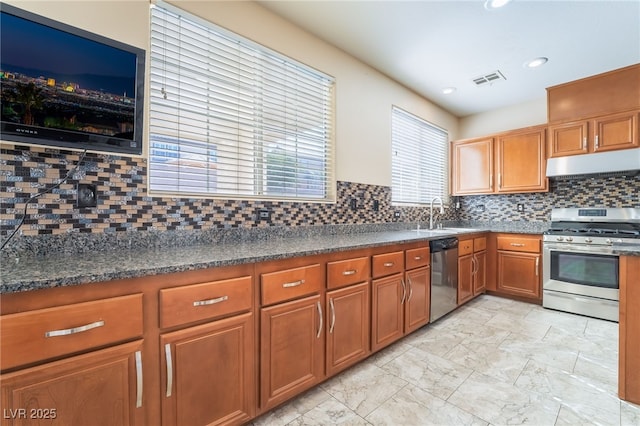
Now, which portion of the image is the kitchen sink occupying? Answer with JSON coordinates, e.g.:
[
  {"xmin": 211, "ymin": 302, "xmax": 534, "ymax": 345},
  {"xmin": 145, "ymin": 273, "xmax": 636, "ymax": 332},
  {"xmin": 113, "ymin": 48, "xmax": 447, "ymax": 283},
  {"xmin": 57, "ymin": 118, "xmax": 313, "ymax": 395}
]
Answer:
[{"xmin": 412, "ymin": 227, "xmax": 483, "ymax": 235}]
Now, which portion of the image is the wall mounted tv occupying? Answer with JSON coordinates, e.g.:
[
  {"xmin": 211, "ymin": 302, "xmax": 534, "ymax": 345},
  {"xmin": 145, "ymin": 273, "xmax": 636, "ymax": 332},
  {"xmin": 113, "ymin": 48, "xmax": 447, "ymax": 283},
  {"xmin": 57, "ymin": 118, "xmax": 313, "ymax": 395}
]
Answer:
[{"xmin": 0, "ymin": 4, "xmax": 145, "ymax": 155}]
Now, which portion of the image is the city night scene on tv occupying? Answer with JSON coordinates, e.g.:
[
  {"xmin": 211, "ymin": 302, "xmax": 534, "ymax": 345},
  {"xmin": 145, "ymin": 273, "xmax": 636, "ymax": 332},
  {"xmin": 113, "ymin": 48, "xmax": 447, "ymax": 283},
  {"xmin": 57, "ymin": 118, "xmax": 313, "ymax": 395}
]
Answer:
[{"xmin": 0, "ymin": 10, "xmax": 138, "ymax": 141}]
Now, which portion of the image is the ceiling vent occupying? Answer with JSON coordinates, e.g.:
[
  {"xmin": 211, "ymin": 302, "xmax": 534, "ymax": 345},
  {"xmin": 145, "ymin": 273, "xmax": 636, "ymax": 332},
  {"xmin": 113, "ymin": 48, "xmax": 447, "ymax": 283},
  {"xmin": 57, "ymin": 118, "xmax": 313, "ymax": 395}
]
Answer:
[{"xmin": 472, "ymin": 70, "xmax": 507, "ymax": 86}]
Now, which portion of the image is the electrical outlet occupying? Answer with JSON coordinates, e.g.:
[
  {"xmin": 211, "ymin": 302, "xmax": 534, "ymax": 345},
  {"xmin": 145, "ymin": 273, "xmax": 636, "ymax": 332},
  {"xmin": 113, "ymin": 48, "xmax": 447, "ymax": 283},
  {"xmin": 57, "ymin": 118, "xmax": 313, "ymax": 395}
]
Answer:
[
  {"xmin": 350, "ymin": 198, "xmax": 358, "ymax": 210},
  {"xmin": 258, "ymin": 208, "xmax": 271, "ymax": 221},
  {"xmin": 476, "ymin": 204, "xmax": 485, "ymax": 212},
  {"xmin": 77, "ymin": 183, "xmax": 97, "ymax": 208},
  {"xmin": 394, "ymin": 211, "xmax": 401, "ymax": 219},
  {"xmin": 373, "ymin": 200, "xmax": 379, "ymax": 211},
  {"xmin": 517, "ymin": 203, "xmax": 525, "ymax": 212}
]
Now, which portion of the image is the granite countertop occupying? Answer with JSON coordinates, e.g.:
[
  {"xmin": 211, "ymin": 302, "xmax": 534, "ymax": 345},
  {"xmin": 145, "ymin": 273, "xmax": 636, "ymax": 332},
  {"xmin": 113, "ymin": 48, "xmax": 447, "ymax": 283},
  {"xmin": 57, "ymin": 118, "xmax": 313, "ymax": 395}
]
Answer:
[
  {"xmin": 612, "ymin": 242, "xmax": 640, "ymax": 257},
  {"xmin": 0, "ymin": 222, "xmax": 547, "ymax": 294}
]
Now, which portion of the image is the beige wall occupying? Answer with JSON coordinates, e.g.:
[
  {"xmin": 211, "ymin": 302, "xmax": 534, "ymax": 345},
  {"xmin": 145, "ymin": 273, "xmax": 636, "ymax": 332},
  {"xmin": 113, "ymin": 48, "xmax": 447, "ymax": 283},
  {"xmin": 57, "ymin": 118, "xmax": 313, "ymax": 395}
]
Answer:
[
  {"xmin": 4, "ymin": 0, "xmax": 460, "ymax": 188},
  {"xmin": 459, "ymin": 97, "xmax": 547, "ymax": 140}
]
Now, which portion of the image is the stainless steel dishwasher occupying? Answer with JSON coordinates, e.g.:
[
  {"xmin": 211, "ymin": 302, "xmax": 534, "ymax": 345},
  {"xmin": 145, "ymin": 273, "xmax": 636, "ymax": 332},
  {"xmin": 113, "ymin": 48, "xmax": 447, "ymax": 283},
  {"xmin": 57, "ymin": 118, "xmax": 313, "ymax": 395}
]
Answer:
[{"xmin": 429, "ymin": 237, "xmax": 458, "ymax": 322}]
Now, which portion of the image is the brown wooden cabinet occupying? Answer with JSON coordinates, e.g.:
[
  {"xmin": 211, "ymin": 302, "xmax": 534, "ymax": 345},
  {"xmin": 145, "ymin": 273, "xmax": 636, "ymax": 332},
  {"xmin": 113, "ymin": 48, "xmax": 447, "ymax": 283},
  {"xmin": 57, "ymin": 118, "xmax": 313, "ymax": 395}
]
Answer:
[
  {"xmin": 158, "ymin": 275, "xmax": 255, "ymax": 426},
  {"xmin": 160, "ymin": 314, "xmax": 254, "ymax": 426},
  {"xmin": 371, "ymin": 272, "xmax": 405, "ymax": 352},
  {"xmin": 1, "ymin": 340, "xmax": 144, "ymax": 426},
  {"xmin": 495, "ymin": 234, "xmax": 542, "ymax": 302},
  {"xmin": 260, "ymin": 294, "xmax": 324, "ymax": 411},
  {"xmin": 404, "ymin": 247, "xmax": 431, "ymax": 334},
  {"xmin": 548, "ymin": 110, "xmax": 638, "ymax": 158},
  {"xmin": 451, "ymin": 137, "xmax": 493, "ymax": 195},
  {"xmin": 457, "ymin": 235, "xmax": 487, "ymax": 305},
  {"xmin": 451, "ymin": 126, "xmax": 547, "ymax": 196},
  {"xmin": 619, "ymin": 255, "xmax": 640, "ymax": 405},
  {"xmin": 495, "ymin": 128, "xmax": 547, "ymax": 192}
]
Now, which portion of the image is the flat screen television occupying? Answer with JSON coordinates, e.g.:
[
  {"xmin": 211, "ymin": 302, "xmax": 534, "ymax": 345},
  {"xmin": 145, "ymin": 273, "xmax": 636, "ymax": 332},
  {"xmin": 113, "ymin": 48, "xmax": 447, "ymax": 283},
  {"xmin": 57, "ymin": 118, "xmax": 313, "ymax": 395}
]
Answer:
[{"xmin": 0, "ymin": 3, "xmax": 145, "ymax": 155}]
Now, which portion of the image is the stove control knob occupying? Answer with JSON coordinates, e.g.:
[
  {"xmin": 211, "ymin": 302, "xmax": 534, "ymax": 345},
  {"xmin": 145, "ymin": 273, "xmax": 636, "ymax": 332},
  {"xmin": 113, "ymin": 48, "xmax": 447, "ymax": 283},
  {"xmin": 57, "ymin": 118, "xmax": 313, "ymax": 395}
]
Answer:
[
  {"xmin": 556, "ymin": 236, "xmax": 564, "ymax": 242},
  {"xmin": 565, "ymin": 236, "xmax": 573, "ymax": 242},
  {"xmin": 616, "ymin": 239, "xmax": 623, "ymax": 243},
  {"xmin": 585, "ymin": 238, "xmax": 593, "ymax": 243},
  {"xmin": 605, "ymin": 239, "xmax": 612, "ymax": 245}
]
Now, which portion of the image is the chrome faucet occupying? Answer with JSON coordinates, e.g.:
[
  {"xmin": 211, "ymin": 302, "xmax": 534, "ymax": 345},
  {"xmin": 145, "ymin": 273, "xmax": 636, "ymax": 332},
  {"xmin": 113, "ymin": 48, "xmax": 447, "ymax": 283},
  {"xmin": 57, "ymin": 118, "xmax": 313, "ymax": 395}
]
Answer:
[{"xmin": 429, "ymin": 197, "xmax": 445, "ymax": 230}]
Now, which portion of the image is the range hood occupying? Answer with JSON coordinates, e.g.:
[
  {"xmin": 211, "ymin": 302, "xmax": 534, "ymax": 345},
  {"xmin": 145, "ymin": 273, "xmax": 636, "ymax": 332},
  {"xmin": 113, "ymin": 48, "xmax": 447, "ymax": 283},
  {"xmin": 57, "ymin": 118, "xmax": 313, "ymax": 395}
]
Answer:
[{"xmin": 546, "ymin": 147, "xmax": 640, "ymax": 179}]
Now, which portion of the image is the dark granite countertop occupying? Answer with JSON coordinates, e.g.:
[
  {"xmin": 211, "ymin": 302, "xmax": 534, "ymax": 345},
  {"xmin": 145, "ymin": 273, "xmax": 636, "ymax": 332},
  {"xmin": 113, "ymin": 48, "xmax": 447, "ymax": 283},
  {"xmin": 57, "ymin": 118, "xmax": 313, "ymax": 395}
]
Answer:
[
  {"xmin": 612, "ymin": 243, "xmax": 640, "ymax": 257},
  {"xmin": 0, "ymin": 221, "xmax": 548, "ymax": 294}
]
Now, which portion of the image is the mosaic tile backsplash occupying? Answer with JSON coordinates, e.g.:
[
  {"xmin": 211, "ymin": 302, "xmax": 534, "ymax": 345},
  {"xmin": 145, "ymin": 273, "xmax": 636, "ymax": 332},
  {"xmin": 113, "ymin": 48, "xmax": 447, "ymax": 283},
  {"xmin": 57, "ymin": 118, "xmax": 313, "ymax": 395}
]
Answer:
[{"xmin": 1, "ymin": 144, "xmax": 639, "ymax": 254}]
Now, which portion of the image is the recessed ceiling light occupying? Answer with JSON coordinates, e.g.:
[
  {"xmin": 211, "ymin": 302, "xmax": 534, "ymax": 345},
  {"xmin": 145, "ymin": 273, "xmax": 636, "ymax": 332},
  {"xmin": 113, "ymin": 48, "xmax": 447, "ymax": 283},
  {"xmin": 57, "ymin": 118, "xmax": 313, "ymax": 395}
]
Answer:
[
  {"xmin": 525, "ymin": 57, "xmax": 549, "ymax": 68},
  {"xmin": 442, "ymin": 87, "xmax": 457, "ymax": 95},
  {"xmin": 484, "ymin": 0, "xmax": 512, "ymax": 10}
]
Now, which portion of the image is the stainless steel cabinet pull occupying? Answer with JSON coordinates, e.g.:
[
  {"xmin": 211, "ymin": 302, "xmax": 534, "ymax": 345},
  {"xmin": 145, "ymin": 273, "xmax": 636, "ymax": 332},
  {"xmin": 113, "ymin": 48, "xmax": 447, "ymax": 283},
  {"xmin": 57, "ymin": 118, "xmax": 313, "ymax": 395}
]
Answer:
[
  {"xmin": 400, "ymin": 279, "xmax": 407, "ymax": 304},
  {"xmin": 135, "ymin": 350, "xmax": 143, "ymax": 408},
  {"xmin": 193, "ymin": 295, "xmax": 228, "ymax": 307},
  {"xmin": 535, "ymin": 257, "xmax": 540, "ymax": 276},
  {"xmin": 583, "ymin": 137, "xmax": 587, "ymax": 149},
  {"xmin": 471, "ymin": 256, "xmax": 477, "ymax": 275},
  {"xmin": 490, "ymin": 174, "xmax": 493, "ymax": 187},
  {"xmin": 498, "ymin": 173, "xmax": 502, "ymax": 188},
  {"xmin": 164, "ymin": 344, "xmax": 173, "ymax": 398},
  {"xmin": 283, "ymin": 279, "xmax": 305, "ymax": 288},
  {"xmin": 45, "ymin": 320, "xmax": 105, "ymax": 338},
  {"xmin": 342, "ymin": 269, "xmax": 357, "ymax": 276},
  {"xmin": 329, "ymin": 299, "xmax": 336, "ymax": 334},
  {"xmin": 316, "ymin": 301, "xmax": 323, "ymax": 338},
  {"xmin": 510, "ymin": 243, "xmax": 525, "ymax": 247},
  {"xmin": 413, "ymin": 256, "xmax": 421, "ymax": 261},
  {"xmin": 595, "ymin": 135, "xmax": 599, "ymax": 149},
  {"xmin": 383, "ymin": 262, "xmax": 394, "ymax": 267},
  {"xmin": 407, "ymin": 278, "xmax": 413, "ymax": 302}
]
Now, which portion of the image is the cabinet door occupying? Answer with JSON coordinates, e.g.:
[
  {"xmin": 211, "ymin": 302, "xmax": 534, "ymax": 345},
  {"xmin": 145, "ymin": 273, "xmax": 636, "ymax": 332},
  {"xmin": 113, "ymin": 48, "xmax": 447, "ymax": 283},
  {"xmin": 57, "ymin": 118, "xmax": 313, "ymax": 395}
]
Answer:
[
  {"xmin": 404, "ymin": 266, "xmax": 431, "ymax": 333},
  {"xmin": 1, "ymin": 340, "xmax": 144, "ymax": 426},
  {"xmin": 160, "ymin": 313, "xmax": 254, "ymax": 426},
  {"xmin": 497, "ymin": 251, "xmax": 541, "ymax": 301},
  {"xmin": 457, "ymin": 254, "xmax": 474, "ymax": 305},
  {"xmin": 548, "ymin": 121, "xmax": 589, "ymax": 158},
  {"xmin": 371, "ymin": 274, "xmax": 404, "ymax": 352},
  {"xmin": 260, "ymin": 294, "xmax": 324, "ymax": 411},
  {"xmin": 496, "ymin": 128, "xmax": 547, "ymax": 193},
  {"xmin": 473, "ymin": 251, "xmax": 487, "ymax": 295},
  {"xmin": 452, "ymin": 138, "xmax": 493, "ymax": 195},
  {"xmin": 326, "ymin": 282, "xmax": 370, "ymax": 376},
  {"xmin": 593, "ymin": 110, "xmax": 638, "ymax": 153}
]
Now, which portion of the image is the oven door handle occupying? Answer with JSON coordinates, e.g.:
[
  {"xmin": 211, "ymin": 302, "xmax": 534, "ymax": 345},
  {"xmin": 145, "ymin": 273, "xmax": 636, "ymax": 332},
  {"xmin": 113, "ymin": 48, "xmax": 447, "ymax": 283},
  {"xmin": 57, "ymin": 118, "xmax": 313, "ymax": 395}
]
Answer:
[{"xmin": 543, "ymin": 245, "xmax": 616, "ymax": 256}]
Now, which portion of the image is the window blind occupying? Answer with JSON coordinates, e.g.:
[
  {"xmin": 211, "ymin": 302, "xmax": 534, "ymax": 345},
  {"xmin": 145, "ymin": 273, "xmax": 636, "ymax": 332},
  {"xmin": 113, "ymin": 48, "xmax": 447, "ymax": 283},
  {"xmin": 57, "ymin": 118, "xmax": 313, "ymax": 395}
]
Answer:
[
  {"xmin": 391, "ymin": 107, "xmax": 449, "ymax": 205},
  {"xmin": 149, "ymin": 2, "xmax": 335, "ymax": 201}
]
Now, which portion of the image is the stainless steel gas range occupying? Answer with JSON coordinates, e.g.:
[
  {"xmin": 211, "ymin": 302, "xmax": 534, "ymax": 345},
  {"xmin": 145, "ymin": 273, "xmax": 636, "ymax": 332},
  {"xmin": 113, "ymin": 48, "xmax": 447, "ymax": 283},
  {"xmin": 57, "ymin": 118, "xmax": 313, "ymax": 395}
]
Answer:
[{"xmin": 542, "ymin": 208, "xmax": 640, "ymax": 322}]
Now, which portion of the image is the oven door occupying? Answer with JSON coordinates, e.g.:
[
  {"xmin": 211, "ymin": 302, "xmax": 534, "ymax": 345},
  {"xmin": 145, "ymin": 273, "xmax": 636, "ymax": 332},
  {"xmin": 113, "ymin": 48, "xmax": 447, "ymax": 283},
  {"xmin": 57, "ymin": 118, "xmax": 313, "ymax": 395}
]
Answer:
[{"xmin": 543, "ymin": 243, "xmax": 619, "ymax": 301}]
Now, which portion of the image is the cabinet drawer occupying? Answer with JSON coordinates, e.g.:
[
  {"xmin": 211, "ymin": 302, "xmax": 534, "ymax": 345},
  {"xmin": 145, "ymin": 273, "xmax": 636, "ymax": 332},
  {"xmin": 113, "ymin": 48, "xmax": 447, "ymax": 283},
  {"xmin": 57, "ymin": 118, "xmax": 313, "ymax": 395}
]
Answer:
[
  {"xmin": 474, "ymin": 237, "xmax": 487, "ymax": 252},
  {"xmin": 327, "ymin": 256, "xmax": 370, "ymax": 289},
  {"xmin": 261, "ymin": 264, "xmax": 323, "ymax": 306},
  {"xmin": 497, "ymin": 236, "xmax": 540, "ymax": 253},
  {"xmin": 405, "ymin": 247, "xmax": 430, "ymax": 270},
  {"xmin": 372, "ymin": 251, "xmax": 404, "ymax": 278},
  {"xmin": 160, "ymin": 276, "xmax": 253, "ymax": 329},
  {"xmin": 0, "ymin": 293, "xmax": 143, "ymax": 371},
  {"xmin": 459, "ymin": 239, "xmax": 473, "ymax": 256}
]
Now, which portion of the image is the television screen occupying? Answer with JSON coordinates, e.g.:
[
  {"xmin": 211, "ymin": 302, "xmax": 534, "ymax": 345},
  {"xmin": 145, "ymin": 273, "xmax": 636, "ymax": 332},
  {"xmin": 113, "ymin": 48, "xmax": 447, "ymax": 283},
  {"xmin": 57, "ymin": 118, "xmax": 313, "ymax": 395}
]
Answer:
[{"xmin": 0, "ymin": 4, "xmax": 145, "ymax": 155}]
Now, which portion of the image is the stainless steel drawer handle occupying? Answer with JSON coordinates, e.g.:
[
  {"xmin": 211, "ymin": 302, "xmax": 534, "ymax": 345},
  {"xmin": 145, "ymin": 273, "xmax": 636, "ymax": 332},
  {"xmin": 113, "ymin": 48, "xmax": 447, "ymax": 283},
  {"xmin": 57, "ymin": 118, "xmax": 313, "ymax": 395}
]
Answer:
[
  {"xmin": 193, "ymin": 295, "xmax": 228, "ymax": 307},
  {"xmin": 45, "ymin": 320, "xmax": 105, "ymax": 338},
  {"xmin": 342, "ymin": 269, "xmax": 357, "ymax": 276},
  {"xmin": 383, "ymin": 262, "xmax": 395, "ymax": 267},
  {"xmin": 164, "ymin": 343, "xmax": 173, "ymax": 398},
  {"xmin": 282, "ymin": 279, "xmax": 305, "ymax": 288},
  {"xmin": 316, "ymin": 301, "xmax": 323, "ymax": 338},
  {"xmin": 135, "ymin": 350, "xmax": 143, "ymax": 408},
  {"xmin": 510, "ymin": 243, "xmax": 525, "ymax": 247},
  {"xmin": 329, "ymin": 298, "xmax": 336, "ymax": 334},
  {"xmin": 413, "ymin": 256, "xmax": 422, "ymax": 261}
]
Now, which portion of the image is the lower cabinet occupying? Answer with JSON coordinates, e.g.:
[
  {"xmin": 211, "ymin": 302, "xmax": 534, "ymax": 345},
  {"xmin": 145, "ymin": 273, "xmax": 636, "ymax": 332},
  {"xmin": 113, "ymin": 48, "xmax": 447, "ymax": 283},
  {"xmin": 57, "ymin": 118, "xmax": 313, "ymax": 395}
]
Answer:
[
  {"xmin": 371, "ymin": 273, "xmax": 405, "ymax": 352},
  {"xmin": 495, "ymin": 234, "xmax": 542, "ymax": 301},
  {"xmin": 160, "ymin": 313, "xmax": 254, "ymax": 426},
  {"xmin": 1, "ymin": 340, "xmax": 144, "ymax": 426},
  {"xmin": 260, "ymin": 294, "xmax": 324, "ymax": 412},
  {"xmin": 458, "ymin": 235, "xmax": 487, "ymax": 305},
  {"xmin": 326, "ymin": 282, "xmax": 370, "ymax": 376},
  {"xmin": 404, "ymin": 266, "xmax": 431, "ymax": 333}
]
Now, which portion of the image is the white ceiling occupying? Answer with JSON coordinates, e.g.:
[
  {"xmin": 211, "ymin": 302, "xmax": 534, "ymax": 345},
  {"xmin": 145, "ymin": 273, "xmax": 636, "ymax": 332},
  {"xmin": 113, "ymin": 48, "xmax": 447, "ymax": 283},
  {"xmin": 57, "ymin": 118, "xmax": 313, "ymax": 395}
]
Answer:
[{"xmin": 257, "ymin": 0, "xmax": 640, "ymax": 118}]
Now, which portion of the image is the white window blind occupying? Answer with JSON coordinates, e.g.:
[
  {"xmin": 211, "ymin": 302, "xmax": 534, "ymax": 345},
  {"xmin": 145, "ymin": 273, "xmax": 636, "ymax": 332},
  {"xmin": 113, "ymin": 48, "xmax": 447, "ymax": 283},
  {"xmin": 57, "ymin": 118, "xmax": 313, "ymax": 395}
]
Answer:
[
  {"xmin": 149, "ymin": 2, "xmax": 335, "ymax": 201},
  {"xmin": 391, "ymin": 107, "xmax": 449, "ymax": 205}
]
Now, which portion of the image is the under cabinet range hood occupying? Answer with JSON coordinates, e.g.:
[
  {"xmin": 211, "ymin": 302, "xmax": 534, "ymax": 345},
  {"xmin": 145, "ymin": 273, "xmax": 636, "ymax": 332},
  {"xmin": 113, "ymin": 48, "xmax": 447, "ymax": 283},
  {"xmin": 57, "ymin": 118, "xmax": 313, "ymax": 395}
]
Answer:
[{"xmin": 546, "ymin": 148, "xmax": 640, "ymax": 179}]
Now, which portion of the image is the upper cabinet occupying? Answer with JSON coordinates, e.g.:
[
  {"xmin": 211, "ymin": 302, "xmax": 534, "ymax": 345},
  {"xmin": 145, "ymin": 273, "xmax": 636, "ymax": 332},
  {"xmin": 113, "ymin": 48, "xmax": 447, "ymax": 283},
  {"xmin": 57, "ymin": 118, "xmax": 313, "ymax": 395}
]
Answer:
[
  {"xmin": 546, "ymin": 64, "xmax": 640, "ymax": 158},
  {"xmin": 451, "ymin": 125, "xmax": 547, "ymax": 196}
]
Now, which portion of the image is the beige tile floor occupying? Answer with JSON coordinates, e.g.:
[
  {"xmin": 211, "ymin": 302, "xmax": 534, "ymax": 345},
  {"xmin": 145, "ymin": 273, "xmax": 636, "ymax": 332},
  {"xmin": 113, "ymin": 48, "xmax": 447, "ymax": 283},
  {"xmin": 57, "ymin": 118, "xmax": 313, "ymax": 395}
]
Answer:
[{"xmin": 251, "ymin": 295, "xmax": 640, "ymax": 426}]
